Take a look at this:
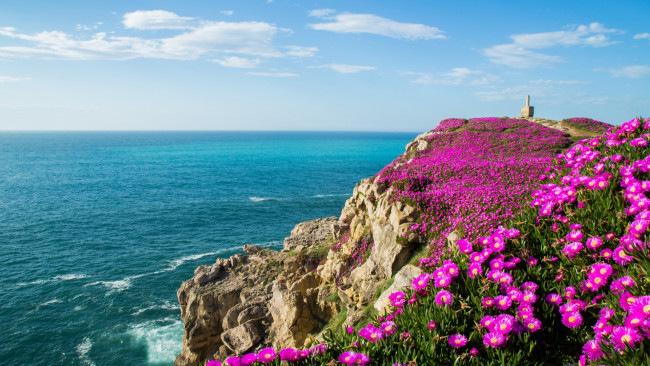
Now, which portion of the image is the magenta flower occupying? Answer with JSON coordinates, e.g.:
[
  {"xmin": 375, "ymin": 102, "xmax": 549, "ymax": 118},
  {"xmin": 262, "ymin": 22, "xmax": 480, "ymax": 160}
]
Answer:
[
  {"xmin": 467, "ymin": 263, "xmax": 483, "ymax": 279},
  {"xmin": 562, "ymin": 311, "xmax": 583, "ymax": 329},
  {"xmin": 521, "ymin": 281, "xmax": 538, "ymax": 292},
  {"xmin": 279, "ymin": 348, "xmax": 299, "ymax": 362},
  {"xmin": 566, "ymin": 230, "xmax": 584, "ymax": 241},
  {"xmin": 411, "ymin": 273, "xmax": 431, "ymax": 291},
  {"xmin": 435, "ymin": 290, "xmax": 453, "ymax": 306},
  {"xmin": 624, "ymin": 313, "xmax": 645, "ymax": 328},
  {"xmin": 400, "ymin": 331, "xmax": 410, "ymax": 339},
  {"xmin": 457, "ymin": 238, "xmax": 473, "ymax": 253},
  {"xmin": 381, "ymin": 321, "xmax": 397, "ymax": 335},
  {"xmin": 240, "ymin": 353, "xmax": 257, "ymax": 365},
  {"xmin": 448, "ymin": 334, "xmax": 468, "ymax": 348},
  {"xmin": 338, "ymin": 351, "xmax": 357, "ymax": 365},
  {"xmin": 389, "ymin": 291, "xmax": 406, "ymax": 307},
  {"xmin": 521, "ymin": 291, "xmax": 537, "ymax": 304},
  {"xmin": 582, "ymin": 340, "xmax": 604, "ymax": 362},
  {"xmin": 225, "ymin": 357, "xmax": 241, "ymax": 366},
  {"xmin": 526, "ymin": 257, "xmax": 538, "ymax": 266},
  {"xmin": 427, "ymin": 320, "xmax": 437, "ymax": 331},
  {"xmin": 585, "ymin": 236, "xmax": 603, "ymax": 250},
  {"xmin": 483, "ymin": 332, "xmax": 507, "ymax": 348},
  {"xmin": 613, "ymin": 246, "xmax": 634, "ymax": 266},
  {"xmin": 600, "ymin": 248, "xmax": 613, "ymax": 260},
  {"xmin": 494, "ymin": 314, "xmax": 515, "ymax": 334},
  {"xmin": 359, "ymin": 325, "xmax": 384, "ymax": 343},
  {"xmin": 524, "ymin": 318, "xmax": 542, "ymax": 332},
  {"xmin": 206, "ymin": 361, "xmax": 222, "ymax": 366},
  {"xmin": 562, "ymin": 241, "xmax": 584, "ymax": 259},
  {"xmin": 258, "ymin": 348, "xmax": 276, "ymax": 363},
  {"xmin": 610, "ymin": 326, "xmax": 642, "ymax": 351},
  {"xmin": 356, "ymin": 353, "xmax": 371, "ymax": 365},
  {"xmin": 434, "ymin": 275, "xmax": 452, "ymax": 288},
  {"xmin": 482, "ymin": 297, "xmax": 494, "ymax": 308},
  {"xmin": 630, "ymin": 295, "xmax": 650, "ymax": 317},
  {"xmin": 495, "ymin": 295, "xmax": 512, "ymax": 310},
  {"xmin": 480, "ymin": 315, "xmax": 496, "ymax": 331}
]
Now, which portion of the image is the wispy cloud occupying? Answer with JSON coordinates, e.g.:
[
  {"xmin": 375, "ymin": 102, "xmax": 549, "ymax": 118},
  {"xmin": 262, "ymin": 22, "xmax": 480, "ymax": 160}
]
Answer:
[
  {"xmin": 213, "ymin": 56, "xmax": 260, "ymax": 68},
  {"xmin": 313, "ymin": 64, "xmax": 376, "ymax": 74},
  {"xmin": 220, "ymin": 10, "xmax": 234, "ymax": 16},
  {"xmin": 0, "ymin": 75, "xmax": 30, "ymax": 83},
  {"xmin": 308, "ymin": 10, "xmax": 445, "ymax": 40},
  {"xmin": 0, "ymin": 11, "xmax": 317, "ymax": 61},
  {"xmin": 246, "ymin": 72, "xmax": 298, "ymax": 77},
  {"xmin": 633, "ymin": 32, "xmax": 650, "ymax": 40},
  {"xmin": 484, "ymin": 22, "xmax": 620, "ymax": 68},
  {"xmin": 123, "ymin": 10, "xmax": 195, "ymax": 30},
  {"xmin": 529, "ymin": 79, "xmax": 585, "ymax": 85},
  {"xmin": 407, "ymin": 67, "xmax": 501, "ymax": 86},
  {"xmin": 609, "ymin": 65, "xmax": 650, "ymax": 78}
]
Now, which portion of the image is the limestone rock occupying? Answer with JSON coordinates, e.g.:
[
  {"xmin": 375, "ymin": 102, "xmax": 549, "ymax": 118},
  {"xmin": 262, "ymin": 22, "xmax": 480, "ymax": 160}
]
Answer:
[
  {"xmin": 221, "ymin": 321, "xmax": 262, "ymax": 354},
  {"xmin": 283, "ymin": 217, "xmax": 337, "ymax": 252},
  {"xmin": 374, "ymin": 265, "xmax": 422, "ymax": 315}
]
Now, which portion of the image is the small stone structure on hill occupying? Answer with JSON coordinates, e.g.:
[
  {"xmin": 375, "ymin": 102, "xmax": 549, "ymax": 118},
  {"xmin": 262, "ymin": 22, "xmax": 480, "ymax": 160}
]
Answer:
[{"xmin": 521, "ymin": 95, "xmax": 534, "ymax": 118}]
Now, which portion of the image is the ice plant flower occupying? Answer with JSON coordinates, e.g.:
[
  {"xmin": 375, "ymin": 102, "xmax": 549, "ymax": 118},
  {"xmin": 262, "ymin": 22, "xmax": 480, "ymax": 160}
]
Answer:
[
  {"xmin": 448, "ymin": 334, "xmax": 468, "ymax": 348},
  {"xmin": 630, "ymin": 295, "xmax": 650, "ymax": 317},
  {"xmin": 610, "ymin": 326, "xmax": 642, "ymax": 351},
  {"xmin": 427, "ymin": 320, "xmax": 437, "ymax": 330},
  {"xmin": 412, "ymin": 273, "xmax": 431, "ymax": 291},
  {"xmin": 338, "ymin": 351, "xmax": 357, "ymax": 365},
  {"xmin": 279, "ymin": 348, "xmax": 299, "ymax": 362},
  {"xmin": 258, "ymin": 348, "xmax": 276, "ymax": 363},
  {"xmin": 225, "ymin": 357, "xmax": 241, "ymax": 366},
  {"xmin": 562, "ymin": 311, "xmax": 583, "ymax": 329},
  {"xmin": 206, "ymin": 361, "xmax": 222, "ymax": 366},
  {"xmin": 435, "ymin": 290, "xmax": 453, "ymax": 306},
  {"xmin": 582, "ymin": 340, "xmax": 604, "ymax": 362},
  {"xmin": 241, "ymin": 353, "xmax": 257, "ymax": 365},
  {"xmin": 483, "ymin": 332, "xmax": 507, "ymax": 348}
]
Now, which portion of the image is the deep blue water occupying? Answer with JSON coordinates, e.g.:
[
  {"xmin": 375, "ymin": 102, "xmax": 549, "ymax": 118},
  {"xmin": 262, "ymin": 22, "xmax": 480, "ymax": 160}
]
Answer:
[{"xmin": 0, "ymin": 131, "xmax": 416, "ymax": 366}]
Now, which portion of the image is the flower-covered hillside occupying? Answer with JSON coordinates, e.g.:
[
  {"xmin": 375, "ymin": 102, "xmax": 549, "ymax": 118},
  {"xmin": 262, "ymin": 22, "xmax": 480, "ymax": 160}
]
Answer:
[{"xmin": 374, "ymin": 117, "xmax": 589, "ymax": 268}]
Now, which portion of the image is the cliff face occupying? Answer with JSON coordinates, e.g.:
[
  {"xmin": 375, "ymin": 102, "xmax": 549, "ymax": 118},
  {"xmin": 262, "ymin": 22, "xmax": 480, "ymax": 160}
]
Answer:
[{"xmin": 174, "ymin": 117, "xmax": 603, "ymax": 365}]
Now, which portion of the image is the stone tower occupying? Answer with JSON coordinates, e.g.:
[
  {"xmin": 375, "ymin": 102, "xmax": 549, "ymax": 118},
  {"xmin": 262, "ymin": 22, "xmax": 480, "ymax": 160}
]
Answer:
[{"xmin": 521, "ymin": 95, "xmax": 534, "ymax": 118}]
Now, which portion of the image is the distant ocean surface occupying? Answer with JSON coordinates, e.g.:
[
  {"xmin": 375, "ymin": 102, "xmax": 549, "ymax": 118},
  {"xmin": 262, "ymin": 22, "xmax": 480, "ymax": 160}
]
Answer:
[{"xmin": 0, "ymin": 131, "xmax": 416, "ymax": 366}]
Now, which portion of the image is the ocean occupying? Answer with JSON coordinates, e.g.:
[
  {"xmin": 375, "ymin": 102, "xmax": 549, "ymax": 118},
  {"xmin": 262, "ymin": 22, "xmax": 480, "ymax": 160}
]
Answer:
[{"xmin": 0, "ymin": 131, "xmax": 416, "ymax": 366}]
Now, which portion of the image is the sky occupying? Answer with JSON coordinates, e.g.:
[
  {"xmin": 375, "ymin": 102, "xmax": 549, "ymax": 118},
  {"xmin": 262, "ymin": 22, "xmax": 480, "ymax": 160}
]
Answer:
[{"xmin": 0, "ymin": 0, "xmax": 649, "ymax": 131}]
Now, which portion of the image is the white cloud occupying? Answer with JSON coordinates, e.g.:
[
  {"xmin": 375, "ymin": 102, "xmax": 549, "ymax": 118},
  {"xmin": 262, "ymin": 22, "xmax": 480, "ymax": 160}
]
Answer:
[
  {"xmin": 530, "ymin": 79, "xmax": 585, "ymax": 85},
  {"xmin": 610, "ymin": 65, "xmax": 650, "ymax": 78},
  {"xmin": 284, "ymin": 45, "xmax": 318, "ymax": 57},
  {"xmin": 328, "ymin": 64, "xmax": 375, "ymax": 73},
  {"xmin": 485, "ymin": 22, "xmax": 620, "ymax": 68},
  {"xmin": 484, "ymin": 44, "xmax": 564, "ymax": 69},
  {"xmin": 634, "ymin": 32, "xmax": 650, "ymax": 40},
  {"xmin": 308, "ymin": 9, "xmax": 336, "ymax": 18},
  {"xmin": 221, "ymin": 10, "xmax": 234, "ymax": 16},
  {"xmin": 246, "ymin": 72, "xmax": 298, "ymax": 77},
  {"xmin": 309, "ymin": 11, "xmax": 445, "ymax": 40},
  {"xmin": 0, "ymin": 12, "xmax": 315, "ymax": 61},
  {"xmin": 213, "ymin": 56, "xmax": 260, "ymax": 68},
  {"xmin": 123, "ymin": 10, "xmax": 195, "ymax": 30},
  {"xmin": 408, "ymin": 67, "xmax": 501, "ymax": 86},
  {"xmin": 510, "ymin": 23, "xmax": 619, "ymax": 49},
  {"xmin": 475, "ymin": 85, "xmax": 541, "ymax": 102},
  {"xmin": 0, "ymin": 76, "xmax": 30, "ymax": 83}
]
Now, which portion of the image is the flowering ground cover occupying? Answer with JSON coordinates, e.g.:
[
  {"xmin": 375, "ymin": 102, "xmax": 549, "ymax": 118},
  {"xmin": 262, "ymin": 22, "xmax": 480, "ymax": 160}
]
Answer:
[{"xmin": 200, "ymin": 117, "xmax": 650, "ymax": 365}]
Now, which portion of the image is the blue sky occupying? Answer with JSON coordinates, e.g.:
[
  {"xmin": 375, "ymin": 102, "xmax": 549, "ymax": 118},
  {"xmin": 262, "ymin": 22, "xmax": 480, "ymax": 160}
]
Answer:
[{"xmin": 0, "ymin": 0, "xmax": 648, "ymax": 131}]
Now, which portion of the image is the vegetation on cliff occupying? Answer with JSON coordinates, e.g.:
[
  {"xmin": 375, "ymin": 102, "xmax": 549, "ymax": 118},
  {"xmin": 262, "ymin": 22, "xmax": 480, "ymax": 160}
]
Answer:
[{"xmin": 199, "ymin": 117, "xmax": 650, "ymax": 365}]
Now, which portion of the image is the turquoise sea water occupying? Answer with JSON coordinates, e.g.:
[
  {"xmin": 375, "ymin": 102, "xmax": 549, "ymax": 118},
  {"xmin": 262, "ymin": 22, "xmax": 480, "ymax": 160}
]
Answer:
[{"xmin": 0, "ymin": 131, "xmax": 416, "ymax": 366}]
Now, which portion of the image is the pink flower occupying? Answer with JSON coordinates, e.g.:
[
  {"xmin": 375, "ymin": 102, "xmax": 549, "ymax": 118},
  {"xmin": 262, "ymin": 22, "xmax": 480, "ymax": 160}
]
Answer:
[
  {"xmin": 456, "ymin": 238, "xmax": 473, "ymax": 253},
  {"xmin": 582, "ymin": 340, "xmax": 604, "ymax": 362},
  {"xmin": 562, "ymin": 241, "xmax": 584, "ymax": 259},
  {"xmin": 585, "ymin": 236, "xmax": 603, "ymax": 250},
  {"xmin": 427, "ymin": 320, "xmax": 437, "ymax": 330},
  {"xmin": 495, "ymin": 295, "xmax": 512, "ymax": 310},
  {"xmin": 225, "ymin": 357, "xmax": 241, "ymax": 366},
  {"xmin": 494, "ymin": 314, "xmax": 515, "ymax": 334},
  {"xmin": 482, "ymin": 297, "xmax": 495, "ymax": 308},
  {"xmin": 613, "ymin": 246, "xmax": 634, "ymax": 266},
  {"xmin": 381, "ymin": 321, "xmax": 397, "ymax": 335},
  {"xmin": 480, "ymin": 315, "xmax": 496, "ymax": 331},
  {"xmin": 467, "ymin": 263, "xmax": 483, "ymax": 279},
  {"xmin": 241, "ymin": 353, "xmax": 257, "ymax": 365},
  {"xmin": 356, "ymin": 353, "xmax": 371, "ymax": 365},
  {"xmin": 630, "ymin": 295, "xmax": 650, "ymax": 317},
  {"xmin": 435, "ymin": 290, "xmax": 453, "ymax": 306},
  {"xmin": 483, "ymin": 332, "xmax": 507, "ymax": 348},
  {"xmin": 610, "ymin": 326, "xmax": 642, "ymax": 351},
  {"xmin": 624, "ymin": 313, "xmax": 645, "ymax": 328},
  {"xmin": 411, "ymin": 273, "xmax": 431, "ymax": 291},
  {"xmin": 338, "ymin": 351, "xmax": 357, "ymax": 365},
  {"xmin": 524, "ymin": 318, "xmax": 542, "ymax": 332},
  {"xmin": 448, "ymin": 334, "xmax": 468, "ymax": 348},
  {"xmin": 279, "ymin": 348, "xmax": 299, "ymax": 362},
  {"xmin": 546, "ymin": 293, "xmax": 563, "ymax": 306},
  {"xmin": 258, "ymin": 348, "xmax": 277, "ymax": 363},
  {"xmin": 207, "ymin": 361, "xmax": 222, "ymax": 366},
  {"xmin": 562, "ymin": 311, "xmax": 583, "ymax": 329}
]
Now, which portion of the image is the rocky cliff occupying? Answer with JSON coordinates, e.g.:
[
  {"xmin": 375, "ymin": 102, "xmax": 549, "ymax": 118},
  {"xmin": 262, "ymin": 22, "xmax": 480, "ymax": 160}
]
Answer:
[{"xmin": 174, "ymin": 117, "xmax": 604, "ymax": 365}]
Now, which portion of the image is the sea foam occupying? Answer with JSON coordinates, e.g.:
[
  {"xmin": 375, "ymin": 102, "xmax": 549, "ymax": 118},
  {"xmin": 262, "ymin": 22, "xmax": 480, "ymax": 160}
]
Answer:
[{"xmin": 127, "ymin": 318, "xmax": 182, "ymax": 364}]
